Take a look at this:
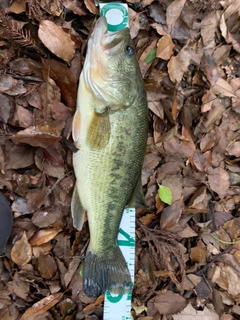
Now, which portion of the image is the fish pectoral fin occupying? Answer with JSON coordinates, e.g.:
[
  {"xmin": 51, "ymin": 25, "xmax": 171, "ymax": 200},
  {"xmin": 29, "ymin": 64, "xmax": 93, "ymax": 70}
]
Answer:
[
  {"xmin": 71, "ymin": 184, "xmax": 86, "ymax": 230},
  {"xmin": 86, "ymin": 109, "xmax": 110, "ymax": 150},
  {"xmin": 72, "ymin": 108, "xmax": 81, "ymax": 148},
  {"xmin": 127, "ymin": 176, "xmax": 147, "ymax": 208}
]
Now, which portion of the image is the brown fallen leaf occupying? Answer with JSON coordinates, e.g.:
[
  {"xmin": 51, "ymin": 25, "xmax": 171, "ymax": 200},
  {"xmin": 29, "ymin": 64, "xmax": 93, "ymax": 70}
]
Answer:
[
  {"xmin": 190, "ymin": 241, "xmax": 207, "ymax": 265},
  {"xmin": 160, "ymin": 199, "xmax": 183, "ymax": 230},
  {"xmin": 84, "ymin": 295, "xmax": 104, "ymax": 311},
  {"xmin": 29, "ymin": 228, "xmax": 61, "ymax": 246},
  {"xmin": 208, "ymin": 166, "xmax": 230, "ymax": 199},
  {"xmin": 11, "ymin": 231, "xmax": 32, "ymax": 266},
  {"xmin": 166, "ymin": 0, "xmax": 186, "ymax": 34},
  {"xmin": 38, "ymin": 20, "xmax": 75, "ymax": 63},
  {"xmin": 156, "ymin": 34, "xmax": 174, "ymax": 60},
  {"xmin": 227, "ymin": 141, "xmax": 240, "ymax": 157},
  {"xmin": 147, "ymin": 291, "xmax": 188, "ymax": 316},
  {"xmin": 63, "ymin": 0, "xmax": 87, "ymax": 15},
  {"xmin": 9, "ymin": 104, "xmax": 33, "ymax": 128},
  {"xmin": 10, "ymin": 123, "xmax": 65, "ymax": 148},
  {"xmin": 173, "ymin": 303, "xmax": 219, "ymax": 320},
  {"xmin": 200, "ymin": 129, "xmax": 216, "ymax": 153},
  {"xmin": 20, "ymin": 293, "xmax": 63, "ymax": 320},
  {"xmin": 37, "ymin": 253, "xmax": 57, "ymax": 279},
  {"xmin": 42, "ymin": 59, "xmax": 77, "ymax": 109},
  {"xmin": 168, "ymin": 56, "xmax": 185, "ymax": 84},
  {"xmin": 9, "ymin": 0, "xmax": 26, "ymax": 13},
  {"xmin": 84, "ymin": 0, "xmax": 98, "ymax": 14},
  {"xmin": 211, "ymin": 265, "xmax": 240, "ymax": 301},
  {"xmin": 162, "ymin": 175, "xmax": 183, "ymax": 203},
  {"xmin": 13, "ymin": 272, "xmax": 30, "ymax": 300},
  {"xmin": 0, "ymin": 75, "xmax": 27, "ymax": 96},
  {"xmin": 5, "ymin": 144, "xmax": 35, "ymax": 170},
  {"xmin": 39, "ymin": 0, "xmax": 63, "ymax": 16}
]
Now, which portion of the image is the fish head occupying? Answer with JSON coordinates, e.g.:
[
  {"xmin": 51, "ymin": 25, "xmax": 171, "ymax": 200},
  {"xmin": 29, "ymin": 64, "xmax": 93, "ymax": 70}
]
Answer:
[{"xmin": 84, "ymin": 17, "xmax": 142, "ymax": 110}]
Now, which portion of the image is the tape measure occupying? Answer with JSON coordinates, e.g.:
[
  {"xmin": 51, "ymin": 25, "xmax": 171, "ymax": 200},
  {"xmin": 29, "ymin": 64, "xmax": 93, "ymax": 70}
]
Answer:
[
  {"xmin": 103, "ymin": 208, "xmax": 135, "ymax": 320},
  {"xmin": 99, "ymin": 2, "xmax": 129, "ymax": 31}
]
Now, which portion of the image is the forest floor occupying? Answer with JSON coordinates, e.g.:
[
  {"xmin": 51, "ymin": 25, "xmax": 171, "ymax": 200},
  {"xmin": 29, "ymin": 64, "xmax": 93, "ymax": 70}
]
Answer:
[{"xmin": 0, "ymin": 0, "xmax": 240, "ymax": 319}]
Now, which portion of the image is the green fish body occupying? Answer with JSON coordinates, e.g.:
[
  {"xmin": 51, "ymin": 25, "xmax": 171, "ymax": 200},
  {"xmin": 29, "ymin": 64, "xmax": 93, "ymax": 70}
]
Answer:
[{"xmin": 71, "ymin": 17, "xmax": 148, "ymax": 297}]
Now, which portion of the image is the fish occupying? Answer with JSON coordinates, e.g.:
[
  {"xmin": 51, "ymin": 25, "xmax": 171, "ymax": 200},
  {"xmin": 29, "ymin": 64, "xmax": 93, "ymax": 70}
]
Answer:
[{"xmin": 71, "ymin": 16, "xmax": 148, "ymax": 298}]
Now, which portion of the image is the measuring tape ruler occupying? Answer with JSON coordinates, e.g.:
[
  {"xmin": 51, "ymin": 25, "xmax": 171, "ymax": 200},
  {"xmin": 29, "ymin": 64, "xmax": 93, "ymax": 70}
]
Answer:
[
  {"xmin": 99, "ymin": 2, "xmax": 129, "ymax": 31},
  {"xmin": 103, "ymin": 208, "xmax": 135, "ymax": 320}
]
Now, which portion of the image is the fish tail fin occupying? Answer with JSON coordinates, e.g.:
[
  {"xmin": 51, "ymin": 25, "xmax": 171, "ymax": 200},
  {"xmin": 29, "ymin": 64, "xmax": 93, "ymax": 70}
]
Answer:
[{"xmin": 83, "ymin": 247, "xmax": 132, "ymax": 298}]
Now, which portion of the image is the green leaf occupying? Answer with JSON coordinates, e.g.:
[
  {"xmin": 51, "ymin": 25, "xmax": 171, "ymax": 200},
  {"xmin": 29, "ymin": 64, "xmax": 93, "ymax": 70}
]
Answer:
[
  {"xmin": 158, "ymin": 185, "xmax": 172, "ymax": 205},
  {"xmin": 144, "ymin": 48, "xmax": 157, "ymax": 63}
]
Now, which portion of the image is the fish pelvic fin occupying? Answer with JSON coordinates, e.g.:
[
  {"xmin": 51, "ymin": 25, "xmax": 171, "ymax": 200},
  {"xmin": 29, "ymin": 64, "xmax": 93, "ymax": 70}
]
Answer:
[
  {"xmin": 83, "ymin": 246, "xmax": 132, "ymax": 298},
  {"xmin": 71, "ymin": 184, "xmax": 86, "ymax": 230},
  {"xmin": 86, "ymin": 109, "xmax": 110, "ymax": 150},
  {"xmin": 127, "ymin": 176, "xmax": 147, "ymax": 208}
]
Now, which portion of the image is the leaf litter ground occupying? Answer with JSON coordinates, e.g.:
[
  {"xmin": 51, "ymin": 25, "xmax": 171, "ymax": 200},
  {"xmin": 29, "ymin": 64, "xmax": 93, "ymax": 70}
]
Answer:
[{"xmin": 0, "ymin": 0, "xmax": 240, "ymax": 319}]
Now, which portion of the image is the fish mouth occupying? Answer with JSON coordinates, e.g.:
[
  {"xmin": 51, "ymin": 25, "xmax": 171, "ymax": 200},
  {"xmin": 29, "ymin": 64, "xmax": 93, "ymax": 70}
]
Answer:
[{"xmin": 93, "ymin": 17, "xmax": 129, "ymax": 54}]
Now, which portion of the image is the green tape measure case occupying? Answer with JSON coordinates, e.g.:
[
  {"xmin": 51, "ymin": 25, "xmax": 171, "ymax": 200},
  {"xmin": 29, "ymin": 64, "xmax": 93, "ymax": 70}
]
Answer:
[{"xmin": 99, "ymin": 3, "xmax": 129, "ymax": 32}]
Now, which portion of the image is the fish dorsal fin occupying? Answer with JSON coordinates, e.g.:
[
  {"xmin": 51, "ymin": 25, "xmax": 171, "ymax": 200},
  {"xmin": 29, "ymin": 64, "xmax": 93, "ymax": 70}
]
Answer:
[
  {"xmin": 86, "ymin": 109, "xmax": 110, "ymax": 150},
  {"xmin": 127, "ymin": 176, "xmax": 147, "ymax": 208},
  {"xmin": 72, "ymin": 108, "xmax": 81, "ymax": 148}
]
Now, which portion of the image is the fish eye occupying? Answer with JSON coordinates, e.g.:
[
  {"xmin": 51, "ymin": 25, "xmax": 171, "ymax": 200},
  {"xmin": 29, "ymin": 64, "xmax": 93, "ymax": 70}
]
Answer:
[{"xmin": 125, "ymin": 45, "xmax": 135, "ymax": 56}]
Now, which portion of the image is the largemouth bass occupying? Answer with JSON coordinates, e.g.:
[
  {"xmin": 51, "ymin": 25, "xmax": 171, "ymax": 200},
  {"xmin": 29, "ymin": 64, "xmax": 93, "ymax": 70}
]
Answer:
[{"xmin": 71, "ymin": 17, "xmax": 148, "ymax": 298}]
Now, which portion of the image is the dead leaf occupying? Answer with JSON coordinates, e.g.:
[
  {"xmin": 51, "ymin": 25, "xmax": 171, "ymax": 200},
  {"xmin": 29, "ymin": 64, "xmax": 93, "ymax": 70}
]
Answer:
[
  {"xmin": 0, "ymin": 75, "xmax": 27, "ymax": 96},
  {"xmin": 160, "ymin": 199, "xmax": 183, "ymax": 230},
  {"xmin": 20, "ymin": 293, "xmax": 63, "ymax": 320},
  {"xmin": 29, "ymin": 229, "xmax": 61, "ymax": 246},
  {"xmin": 190, "ymin": 241, "xmax": 207, "ymax": 265},
  {"xmin": 32, "ymin": 207, "xmax": 61, "ymax": 228},
  {"xmin": 200, "ymin": 130, "xmax": 216, "ymax": 152},
  {"xmin": 227, "ymin": 141, "xmax": 240, "ymax": 157},
  {"xmin": 173, "ymin": 303, "xmax": 219, "ymax": 320},
  {"xmin": 10, "ymin": 123, "xmax": 65, "ymax": 148},
  {"xmin": 162, "ymin": 175, "xmax": 183, "ymax": 203},
  {"xmin": 0, "ymin": 93, "xmax": 14, "ymax": 123},
  {"xmin": 11, "ymin": 231, "xmax": 32, "ymax": 266},
  {"xmin": 10, "ymin": 105, "xmax": 33, "ymax": 128},
  {"xmin": 42, "ymin": 59, "xmax": 77, "ymax": 108},
  {"xmin": 38, "ymin": 21, "xmax": 75, "ymax": 63},
  {"xmin": 13, "ymin": 273, "xmax": 30, "ymax": 300},
  {"xmin": 37, "ymin": 254, "xmax": 57, "ymax": 279},
  {"xmin": 212, "ymin": 78, "xmax": 236, "ymax": 98},
  {"xmin": 148, "ymin": 291, "xmax": 188, "ymax": 316},
  {"xmin": 211, "ymin": 265, "xmax": 240, "ymax": 301},
  {"xmin": 185, "ymin": 185, "xmax": 208, "ymax": 214},
  {"xmin": 168, "ymin": 56, "xmax": 185, "ymax": 84},
  {"xmin": 208, "ymin": 167, "xmax": 230, "ymax": 199},
  {"xmin": 156, "ymin": 35, "xmax": 174, "ymax": 60},
  {"xmin": 143, "ymin": 153, "xmax": 161, "ymax": 170},
  {"xmin": 84, "ymin": 0, "xmax": 98, "ymax": 14},
  {"xmin": 39, "ymin": 0, "xmax": 63, "ymax": 16},
  {"xmin": 9, "ymin": 0, "xmax": 26, "ymax": 13},
  {"xmin": 5, "ymin": 144, "xmax": 35, "ymax": 170},
  {"xmin": 166, "ymin": 0, "xmax": 186, "ymax": 34}
]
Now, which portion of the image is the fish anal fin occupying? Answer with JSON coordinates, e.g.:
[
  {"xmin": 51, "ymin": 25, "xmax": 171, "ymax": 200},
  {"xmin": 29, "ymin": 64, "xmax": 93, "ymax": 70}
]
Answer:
[
  {"xmin": 127, "ymin": 176, "xmax": 147, "ymax": 208},
  {"xmin": 86, "ymin": 110, "xmax": 110, "ymax": 150},
  {"xmin": 72, "ymin": 108, "xmax": 81, "ymax": 148},
  {"xmin": 71, "ymin": 184, "xmax": 86, "ymax": 230},
  {"xmin": 83, "ymin": 246, "xmax": 132, "ymax": 297}
]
